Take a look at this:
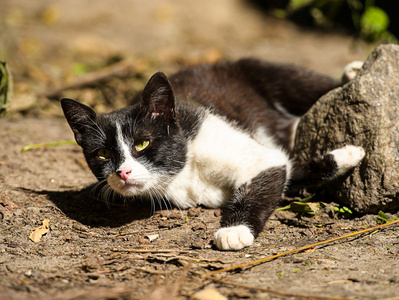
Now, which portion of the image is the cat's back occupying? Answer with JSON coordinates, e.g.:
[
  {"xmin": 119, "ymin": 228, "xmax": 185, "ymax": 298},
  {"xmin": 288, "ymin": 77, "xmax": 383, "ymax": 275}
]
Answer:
[
  {"xmin": 169, "ymin": 58, "xmax": 339, "ymax": 115},
  {"xmin": 169, "ymin": 59, "xmax": 338, "ymax": 150},
  {"xmin": 131, "ymin": 59, "xmax": 339, "ymax": 150}
]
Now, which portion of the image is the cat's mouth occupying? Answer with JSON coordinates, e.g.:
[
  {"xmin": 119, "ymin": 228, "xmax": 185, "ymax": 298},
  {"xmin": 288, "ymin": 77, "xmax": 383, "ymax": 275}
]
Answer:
[
  {"xmin": 107, "ymin": 174, "xmax": 147, "ymax": 196},
  {"xmin": 107, "ymin": 172, "xmax": 167, "ymax": 197},
  {"xmin": 114, "ymin": 180, "xmax": 145, "ymax": 195}
]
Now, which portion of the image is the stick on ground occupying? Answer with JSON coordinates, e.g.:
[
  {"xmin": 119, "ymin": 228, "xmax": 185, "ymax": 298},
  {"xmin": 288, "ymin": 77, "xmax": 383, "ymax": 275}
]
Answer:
[{"xmin": 203, "ymin": 218, "xmax": 399, "ymax": 278}]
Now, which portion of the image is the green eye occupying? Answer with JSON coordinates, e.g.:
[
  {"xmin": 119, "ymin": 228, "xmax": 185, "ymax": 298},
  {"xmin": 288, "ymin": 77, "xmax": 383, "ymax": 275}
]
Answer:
[
  {"xmin": 135, "ymin": 140, "xmax": 150, "ymax": 152},
  {"xmin": 97, "ymin": 148, "xmax": 111, "ymax": 159}
]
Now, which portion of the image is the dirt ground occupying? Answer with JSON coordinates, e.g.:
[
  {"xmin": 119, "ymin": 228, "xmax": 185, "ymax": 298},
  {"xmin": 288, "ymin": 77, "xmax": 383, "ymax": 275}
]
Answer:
[{"xmin": 1, "ymin": 1, "xmax": 399, "ymax": 299}]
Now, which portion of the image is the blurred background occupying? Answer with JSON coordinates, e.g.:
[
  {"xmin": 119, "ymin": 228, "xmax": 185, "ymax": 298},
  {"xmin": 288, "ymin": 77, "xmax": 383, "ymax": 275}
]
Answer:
[{"xmin": 0, "ymin": 0, "xmax": 396, "ymax": 117}]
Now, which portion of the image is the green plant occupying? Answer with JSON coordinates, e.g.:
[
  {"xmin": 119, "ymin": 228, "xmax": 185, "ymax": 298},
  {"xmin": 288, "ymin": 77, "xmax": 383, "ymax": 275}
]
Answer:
[
  {"xmin": 283, "ymin": 0, "xmax": 397, "ymax": 43},
  {"xmin": 275, "ymin": 195, "xmax": 319, "ymax": 216},
  {"xmin": 334, "ymin": 206, "xmax": 353, "ymax": 215},
  {"xmin": 377, "ymin": 210, "xmax": 399, "ymax": 224}
]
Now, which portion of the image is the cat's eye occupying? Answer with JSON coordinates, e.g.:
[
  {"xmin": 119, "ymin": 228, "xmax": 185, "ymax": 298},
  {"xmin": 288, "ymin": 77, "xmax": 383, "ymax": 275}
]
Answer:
[
  {"xmin": 97, "ymin": 148, "xmax": 111, "ymax": 160},
  {"xmin": 134, "ymin": 140, "xmax": 150, "ymax": 152}
]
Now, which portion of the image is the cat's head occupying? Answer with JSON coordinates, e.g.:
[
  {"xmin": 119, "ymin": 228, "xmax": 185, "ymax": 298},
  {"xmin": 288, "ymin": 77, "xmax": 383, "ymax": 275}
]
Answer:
[{"xmin": 61, "ymin": 72, "xmax": 187, "ymax": 198}]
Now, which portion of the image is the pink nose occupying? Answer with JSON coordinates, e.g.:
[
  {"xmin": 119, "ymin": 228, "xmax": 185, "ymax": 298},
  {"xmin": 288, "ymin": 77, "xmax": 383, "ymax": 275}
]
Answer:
[{"xmin": 118, "ymin": 168, "xmax": 132, "ymax": 181}]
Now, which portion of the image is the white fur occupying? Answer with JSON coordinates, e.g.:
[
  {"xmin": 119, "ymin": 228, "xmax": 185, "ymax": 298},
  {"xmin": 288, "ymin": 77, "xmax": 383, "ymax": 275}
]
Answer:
[
  {"xmin": 289, "ymin": 118, "xmax": 300, "ymax": 150},
  {"xmin": 330, "ymin": 145, "xmax": 365, "ymax": 176},
  {"xmin": 252, "ymin": 126, "xmax": 279, "ymax": 149},
  {"xmin": 165, "ymin": 113, "xmax": 291, "ymax": 208},
  {"xmin": 341, "ymin": 61, "xmax": 364, "ymax": 83},
  {"xmin": 214, "ymin": 225, "xmax": 254, "ymax": 250},
  {"xmin": 107, "ymin": 124, "xmax": 163, "ymax": 196},
  {"xmin": 274, "ymin": 101, "xmax": 297, "ymax": 119},
  {"xmin": 253, "ymin": 118, "xmax": 299, "ymax": 152}
]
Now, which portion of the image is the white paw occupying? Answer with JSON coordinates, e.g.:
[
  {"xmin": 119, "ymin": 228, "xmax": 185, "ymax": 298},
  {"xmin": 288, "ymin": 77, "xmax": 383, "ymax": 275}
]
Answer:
[
  {"xmin": 214, "ymin": 225, "xmax": 254, "ymax": 251},
  {"xmin": 330, "ymin": 145, "xmax": 365, "ymax": 176},
  {"xmin": 341, "ymin": 60, "xmax": 364, "ymax": 83}
]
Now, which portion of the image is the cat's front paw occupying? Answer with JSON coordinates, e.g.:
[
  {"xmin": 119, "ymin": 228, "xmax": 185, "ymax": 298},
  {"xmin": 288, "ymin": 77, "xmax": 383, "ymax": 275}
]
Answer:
[
  {"xmin": 214, "ymin": 225, "xmax": 254, "ymax": 251},
  {"xmin": 330, "ymin": 145, "xmax": 365, "ymax": 176}
]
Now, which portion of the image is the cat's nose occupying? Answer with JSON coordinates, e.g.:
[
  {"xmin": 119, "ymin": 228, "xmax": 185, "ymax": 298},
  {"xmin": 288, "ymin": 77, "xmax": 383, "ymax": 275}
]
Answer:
[{"xmin": 116, "ymin": 168, "xmax": 132, "ymax": 181}]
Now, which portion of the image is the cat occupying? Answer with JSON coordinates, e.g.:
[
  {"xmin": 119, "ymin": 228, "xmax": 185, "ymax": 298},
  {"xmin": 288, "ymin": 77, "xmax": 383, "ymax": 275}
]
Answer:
[{"xmin": 61, "ymin": 58, "xmax": 365, "ymax": 251}]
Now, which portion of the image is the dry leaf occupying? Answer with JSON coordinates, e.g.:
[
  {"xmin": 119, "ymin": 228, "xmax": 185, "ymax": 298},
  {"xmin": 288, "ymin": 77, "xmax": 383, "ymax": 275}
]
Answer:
[{"xmin": 29, "ymin": 219, "xmax": 50, "ymax": 243}]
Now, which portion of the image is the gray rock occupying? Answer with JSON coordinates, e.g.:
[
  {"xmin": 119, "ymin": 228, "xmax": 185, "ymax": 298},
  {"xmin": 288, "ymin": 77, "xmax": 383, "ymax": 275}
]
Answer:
[{"xmin": 292, "ymin": 44, "xmax": 399, "ymax": 213}]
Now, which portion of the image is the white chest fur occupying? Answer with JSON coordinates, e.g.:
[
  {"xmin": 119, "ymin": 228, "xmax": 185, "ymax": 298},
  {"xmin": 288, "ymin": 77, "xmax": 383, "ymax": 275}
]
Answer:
[{"xmin": 165, "ymin": 113, "xmax": 291, "ymax": 209}]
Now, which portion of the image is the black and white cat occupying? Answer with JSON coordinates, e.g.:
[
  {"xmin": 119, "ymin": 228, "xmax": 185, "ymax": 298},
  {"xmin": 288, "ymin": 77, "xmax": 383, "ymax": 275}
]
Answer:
[{"xmin": 61, "ymin": 59, "xmax": 365, "ymax": 250}]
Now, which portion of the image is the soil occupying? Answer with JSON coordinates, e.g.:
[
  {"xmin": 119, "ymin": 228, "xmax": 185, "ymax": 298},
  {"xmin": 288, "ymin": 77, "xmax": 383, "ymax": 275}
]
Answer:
[{"xmin": 1, "ymin": 1, "xmax": 398, "ymax": 299}]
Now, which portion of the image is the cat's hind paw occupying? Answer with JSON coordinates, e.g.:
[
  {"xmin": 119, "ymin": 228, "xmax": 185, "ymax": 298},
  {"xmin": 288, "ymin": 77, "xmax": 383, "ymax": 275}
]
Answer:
[
  {"xmin": 214, "ymin": 225, "xmax": 254, "ymax": 251},
  {"xmin": 330, "ymin": 145, "xmax": 365, "ymax": 176},
  {"xmin": 341, "ymin": 61, "xmax": 363, "ymax": 83}
]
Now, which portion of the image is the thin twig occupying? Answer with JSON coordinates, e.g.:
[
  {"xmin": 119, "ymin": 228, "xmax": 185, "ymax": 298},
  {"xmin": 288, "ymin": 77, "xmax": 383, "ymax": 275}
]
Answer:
[
  {"xmin": 40, "ymin": 59, "xmax": 136, "ymax": 99},
  {"xmin": 203, "ymin": 218, "xmax": 399, "ymax": 278}
]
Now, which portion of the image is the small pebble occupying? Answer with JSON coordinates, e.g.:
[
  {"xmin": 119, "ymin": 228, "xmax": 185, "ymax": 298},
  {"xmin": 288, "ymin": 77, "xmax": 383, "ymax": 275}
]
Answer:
[{"xmin": 138, "ymin": 238, "xmax": 150, "ymax": 244}]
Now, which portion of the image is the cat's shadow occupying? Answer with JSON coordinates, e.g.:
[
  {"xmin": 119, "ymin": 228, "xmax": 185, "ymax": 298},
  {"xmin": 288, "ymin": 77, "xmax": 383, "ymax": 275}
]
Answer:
[{"xmin": 40, "ymin": 184, "xmax": 159, "ymax": 228}]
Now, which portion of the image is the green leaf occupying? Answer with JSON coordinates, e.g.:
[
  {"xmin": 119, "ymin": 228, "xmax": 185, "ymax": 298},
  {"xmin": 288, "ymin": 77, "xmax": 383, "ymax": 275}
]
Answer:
[
  {"xmin": 334, "ymin": 206, "xmax": 353, "ymax": 214},
  {"xmin": 21, "ymin": 140, "xmax": 77, "ymax": 152},
  {"xmin": 0, "ymin": 62, "xmax": 13, "ymax": 117},
  {"xmin": 377, "ymin": 210, "xmax": 389, "ymax": 224},
  {"xmin": 290, "ymin": 0, "xmax": 313, "ymax": 10},
  {"xmin": 377, "ymin": 210, "xmax": 399, "ymax": 224},
  {"xmin": 360, "ymin": 6, "xmax": 389, "ymax": 37},
  {"xmin": 290, "ymin": 202, "xmax": 317, "ymax": 216},
  {"xmin": 275, "ymin": 204, "xmax": 292, "ymax": 212},
  {"xmin": 275, "ymin": 195, "xmax": 315, "ymax": 212},
  {"xmin": 299, "ymin": 195, "xmax": 315, "ymax": 203},
  {"xmin": 342, "ymin": 206, "xmax": 353, "ymax": 214}
]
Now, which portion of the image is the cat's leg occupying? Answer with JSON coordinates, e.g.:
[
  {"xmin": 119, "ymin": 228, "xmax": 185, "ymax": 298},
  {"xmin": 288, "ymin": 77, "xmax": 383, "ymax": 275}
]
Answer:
[
  {"xmin": 214, "ymin": 166, "xmax": 286, "ymax": 250},
  {"xmin": 286, "ymin": 145, "xmax": 365, "ymax": 195},
  {"xmin": 214, "ymin": 145, "xmax": 365, "ymax": 250}
]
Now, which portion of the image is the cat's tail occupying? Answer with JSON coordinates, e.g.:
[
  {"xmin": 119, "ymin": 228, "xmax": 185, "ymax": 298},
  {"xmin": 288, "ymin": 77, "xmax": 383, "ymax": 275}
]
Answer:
[{"xmin": 284, "ymin": 145, "xmax": 365, "ymax": 196}]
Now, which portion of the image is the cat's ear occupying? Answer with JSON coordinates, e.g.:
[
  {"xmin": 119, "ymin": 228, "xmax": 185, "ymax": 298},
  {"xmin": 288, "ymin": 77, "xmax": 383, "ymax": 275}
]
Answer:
[
  {"xmin": 140, "ymin": 72, "xmax": 176, "ymax": 122},
  {"xmin": 61, "ymin": 98, "xmax": 97, "ymax": 145}
]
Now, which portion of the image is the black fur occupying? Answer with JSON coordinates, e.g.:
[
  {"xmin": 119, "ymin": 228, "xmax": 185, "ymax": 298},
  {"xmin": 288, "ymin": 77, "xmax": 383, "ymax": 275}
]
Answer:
[
  {"xmin": 287, "ymin": 153, "xmax": 339, "ymax": 195},
  {"xmin": 166, "ymin": 58, "xmax": 340, "ymax": 150},
  {"xmin": 61, "ymin": 58, "xmax": 360, "ymax": 250},
  {"xmin": 61, "ymin": 100, "xmax": 188, "ymax": 181},
  {"xmin": 222, "ymin": 167, "xmax": 287, "ymax": 237}
]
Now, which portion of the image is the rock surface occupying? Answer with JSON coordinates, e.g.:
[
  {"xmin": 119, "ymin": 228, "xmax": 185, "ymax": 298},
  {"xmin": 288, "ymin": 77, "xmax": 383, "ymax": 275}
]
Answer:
[{"xmin": 292, "ymin": 44, "xmax": 399, "ymax": 214}]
